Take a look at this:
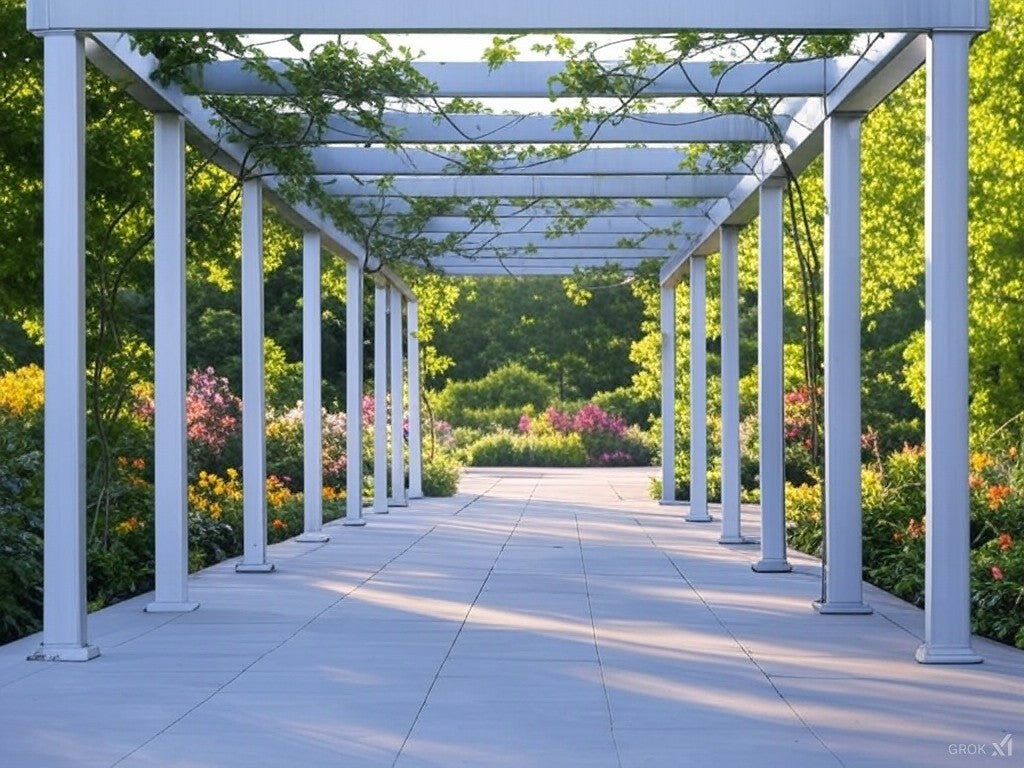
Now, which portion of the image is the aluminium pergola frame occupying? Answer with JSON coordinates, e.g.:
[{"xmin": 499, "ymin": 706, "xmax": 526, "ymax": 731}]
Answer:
[{"xmin": 25, "ymin": 0, "xmax": 988, "ymax": 665}]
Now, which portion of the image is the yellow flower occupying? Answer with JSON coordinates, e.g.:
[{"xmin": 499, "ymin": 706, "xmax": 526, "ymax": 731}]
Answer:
[
  {"xmin": 114, "ymin": 516, "xmax": 143, "ymax": 534},
  {"xmin": 970, "ymin": 452, "xmax": 994, "ymax": 473},
  {"xmin": 0, "ymin": 365, "xmax": 45, "ymax": 416}
]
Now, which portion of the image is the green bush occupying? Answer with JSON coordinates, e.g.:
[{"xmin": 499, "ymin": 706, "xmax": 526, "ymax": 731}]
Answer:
[
  {"xmin": 971, "ymin": 534, "xmax": 1024, "ymax": 647},
  {"xmin": 422, "ymin": 453, "xmax": 461, "ymax": 497},
  {"xmin": 433, "ymin": 363, "xmax": 555, "ymax": 429},
  {"xmin": 591, "ymin": 386, "xmax": 659, "ymax": 430},
  {"xmin": 0, "ymin": 428, "xmax": 43, "ymax": 644},
  {"xmin": 467, "ymin": 430, "xmax": 587, "ymax": 467}
]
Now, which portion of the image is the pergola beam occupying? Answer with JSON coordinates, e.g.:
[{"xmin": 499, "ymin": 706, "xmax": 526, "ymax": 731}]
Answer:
[
  {"xmin": 431, "ymin": 259, "xmax": 654, "ymax": 275},
  {"xmin": 27, "ymin": 0, "xmax": 989, "ymax": 33},
  {"xmin": 310, "ymin": 147, "xmax": 732, "ymax": 177},
  {"xmin": 196, "ymin": 58, "xmax": 838, "ymax": 98},
  {"xmin": 322, "ymin": 111, "xmax": 783, "ymax": 145},
  {"xmin": 426, "ymin": 232, "xmax": 695, "ymax": 250},
  {"xmin": 417, "ymin": 213, "xmax": 705, "ymax": 234},
  {"xmin": 326, "ymin": 174, "xmax": 743, "ymax": 199},
  {"xmin": 352, "ymin": 200, "xmax": 713, "ymax": 219},
  {"xmin": 434, "ymin": 248, "xmax": 666, "ymax": 261}
]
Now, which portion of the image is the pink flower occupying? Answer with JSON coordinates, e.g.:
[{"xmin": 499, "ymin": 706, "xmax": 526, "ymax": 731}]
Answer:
[{"xmin": 991, "ymin": 566, "xmax": 1004, "ymax": 581}]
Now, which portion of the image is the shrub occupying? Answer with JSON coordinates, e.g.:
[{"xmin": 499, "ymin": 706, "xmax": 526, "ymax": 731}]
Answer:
[
  {"xmin": 971, "ymin": 533, "xmax": 1024, "ymax": 647},
  {"xmin": 265, "ymin": 402, "xmax": 348, "ymax": 491},
  {"xmin": 785, "ymin": 482, "xmax": 823, "ymax": 556},
  {"xmin": 591, "ymin": 386, "xmax": 658, "ymax": 430},
  {"xmin": 467, "ymin": 430, "xmax": 587, "ymax": 467},
  {"xmin": 422, "ymin": 453, "xmax": 461, "ymax": 497},
  {"xmin": 0, "ymin": 428, "xmax": 43, "ymax": 644},
  {"xmin": 517, "ymin": 402, "xmax": 654, "ymax": 468},
  {"xmin": 433, "ymin": 363, "xmax": 555, "ymax": 429}
]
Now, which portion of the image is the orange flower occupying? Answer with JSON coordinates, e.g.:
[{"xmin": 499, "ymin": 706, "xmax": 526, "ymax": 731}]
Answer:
[
  {"xmin": 987, "ymin": 485, "xmax": 1012, "ymax": 510},
  {"xmin": 999, "ymin": 533, "xmax": 1013, "ymax": 552},
  {"xmin": 991, "ymin": 566, "xmax": 1004, "ymax": 581},
  {"xmin": 969, "ymin": 474, "xmax": 984, "ymax": 491},
  {"xmin": 132, "ymin": 457, "xmax": 146, "ymax": 471},
  {"xmin": 906, "ymin": 518, "xmax": 925, "ymax": 540},
  {"xmin": 892, "ymin": 531, "xmax": 905, "ymax": 544},
  {"xmin": 271, "ymin": 518, "xmax": 287, "ymax": 531}
]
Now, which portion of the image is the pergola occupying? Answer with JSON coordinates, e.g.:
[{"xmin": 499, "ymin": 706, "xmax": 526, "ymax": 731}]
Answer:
[{"xmin": 26, "ymin": 1, "xmax": 989, "ymax": 665}]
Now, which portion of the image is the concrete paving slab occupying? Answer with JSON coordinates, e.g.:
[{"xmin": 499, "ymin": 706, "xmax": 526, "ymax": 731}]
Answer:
[{"xmin": 1, "ymin": 467, "xmax": 1022, "ymax": 768}]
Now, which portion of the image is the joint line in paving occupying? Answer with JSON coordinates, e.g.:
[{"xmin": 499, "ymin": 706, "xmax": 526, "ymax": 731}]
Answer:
[
  {"xmin": 391, "ymin": 476, "xmax": 541, "ymax": 768},
  {"xmin": 575, "ymin": 512, "xmax": 624, "ymax": 768},
  {"xmin": 110, "ymin": 512, "xmax": 456, "ymax": 767},
  {"xmin": 630, "ymin": 515, "xmax": 848, "ymax": 768}
]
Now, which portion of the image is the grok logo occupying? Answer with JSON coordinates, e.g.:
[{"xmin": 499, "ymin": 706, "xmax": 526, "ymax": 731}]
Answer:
[{"xmin": 947, "ymin": 734, "xmax": 1013, "ymax": 757}]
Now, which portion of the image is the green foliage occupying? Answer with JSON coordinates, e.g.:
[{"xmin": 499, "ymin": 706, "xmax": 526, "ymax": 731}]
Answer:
[
  {"xmin": 430, "ymin": 275, "xmax": 645, "ymax": 398},
  {"xmin": 422, "ymin": 453, "xmax": 461, "ymax": 497},
  {"xmin": 591, "ymin": 386, "xmax": 659, "ymax": 430},
  {"xmin": 467, "ymin": 430, "xmax": 588, "ymax": 468},
  {"xmin": 971, "ymin": 535, "xmax": 1024, "ymax": 647},
  {"xmin": 433, "ymin": 363, "xmax": 556, "ymax": 430},
  {"xmin": 0, "ymin": 426, "xmax": 43, "ymax": 643}
]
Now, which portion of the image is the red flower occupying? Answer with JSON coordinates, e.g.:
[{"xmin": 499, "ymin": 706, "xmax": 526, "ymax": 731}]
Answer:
[
  {"xmin": 998, "ymin": 533, "xmax": 1013, "ymax": 552},
  {"xmin": 991, "ymin": 566, "xmax": 1004, "ymax": 581}
]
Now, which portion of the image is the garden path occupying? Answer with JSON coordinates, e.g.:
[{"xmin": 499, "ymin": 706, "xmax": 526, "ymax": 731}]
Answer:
[{"xmin": 0, "ymin": 466, "xmax": 1021, "ymax": 767}]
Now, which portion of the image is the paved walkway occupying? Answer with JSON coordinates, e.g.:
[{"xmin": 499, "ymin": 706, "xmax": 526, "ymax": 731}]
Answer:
[{"xmin": 1, "ymin": 467, "xmax": 1021, "ymax": 768}]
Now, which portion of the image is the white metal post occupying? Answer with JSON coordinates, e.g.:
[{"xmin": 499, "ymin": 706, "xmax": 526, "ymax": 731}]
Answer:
[
  {"xmin": 344, "ymin": 260, "xmax": 366, "ymax": 526},
  {"xmin": 147, "ymin": 113, "xmax": 199, "ymax": 613},
  {"xmin": 237, "ymin": 179, "xmax": 274, "ymax": 573},
  {"xmin": 373, "ymin": 282, "xmax": 389, "ymax": 513},
  {"xmin": 753, "ymin": 180, "xmax": 791, "ymax": 573},
  {"xmin": 660, "ymin": 284, "xmax": 677, "ymax": 504},
  {"xmin": 389, "ymin": 287, "xmax": 407, "ymax": 506},
  {"xmin": 31, "ymin": 32, "xmax": 99, "ymax": 662},
  {"xmin": 818, "ymin": 113, "xmax": 871, "ymax": 614},
  {"xmin": 407, "ymin": 300, "xmax": 424, "ymax": 499},
  {"xmin": 297, "ymin": 230, "xmax": 329, "ymax": 543},
  {"xmin": 688, "ymin": 255, "xmax": 711, "ymax": 522},
  {"xmin": 917, "ymin": 32, "xmax": 981, "ymax": 664},
  {"xmin": 719, "ymin": 226, "xmax": 745, "ymax": 544}
]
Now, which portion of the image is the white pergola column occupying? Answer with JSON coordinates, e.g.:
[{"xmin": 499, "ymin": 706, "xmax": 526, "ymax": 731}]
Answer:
[
  {"xmin": 236, "ymin": 178, "xmax": 274, "ymax": 573},
  {"xmin": 31, "ymin": 31, "xmax": 98, "ymax": 662},
  {"xmin": 917, "ymin": 32, "xmax": 981, "ymax": 664},
  {"xmin": 147, "ymin": 113, "xmax": 199, "ymax": 613},
  {"xmin": 660, "ymin": 284, "xmax": 677, "ymax": 504},
  {"xmin": 719, "ymin": 226, "xmax": 746, "ymax": 544},
  {"xmin": 688, "ymin": 255, "xmax": 711, "ymax": 522},
  {"xmin": 297, "ymin": 230, "xmax": 329, "ymax": 543},
  {"xmin": 753, "ymin": 180, "xmax": 792, "ymax": 573},
  {"xmin": 343, "ymin": 260, "xmax": 366, "ymax": 527},
  {"xmin": 372, "ymin": 281, "xmax": 389, "ymax": 513},
  {"xmin": 407, "ymin": 300, "xmax": 424, "ymax": 499},
  {"xmin": 389, "ymin": 287, "xmax": 408, "ymax": 506},
  {"xmin": 818, "ymin": 113, "xmax": 871, "ymax": 614}
]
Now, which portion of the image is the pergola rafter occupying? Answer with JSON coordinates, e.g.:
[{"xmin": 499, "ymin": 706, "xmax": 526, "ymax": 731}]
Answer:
[
  {"xmin": 197, "ymin": 58, "xmax": 839, "ymax": 99},
  {"xmin": 318, "ymin": 112, "xmax": 786, "ymax": 145},
  {"xmin": 27, "ymin": 0, "xmax": 989, "ymax": 669}
]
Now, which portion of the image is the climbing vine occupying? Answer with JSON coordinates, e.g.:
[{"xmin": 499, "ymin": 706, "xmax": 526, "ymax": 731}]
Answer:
[{"xmin": 130, "ymin": 29, "xmax": 866, "ymax": 438}]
